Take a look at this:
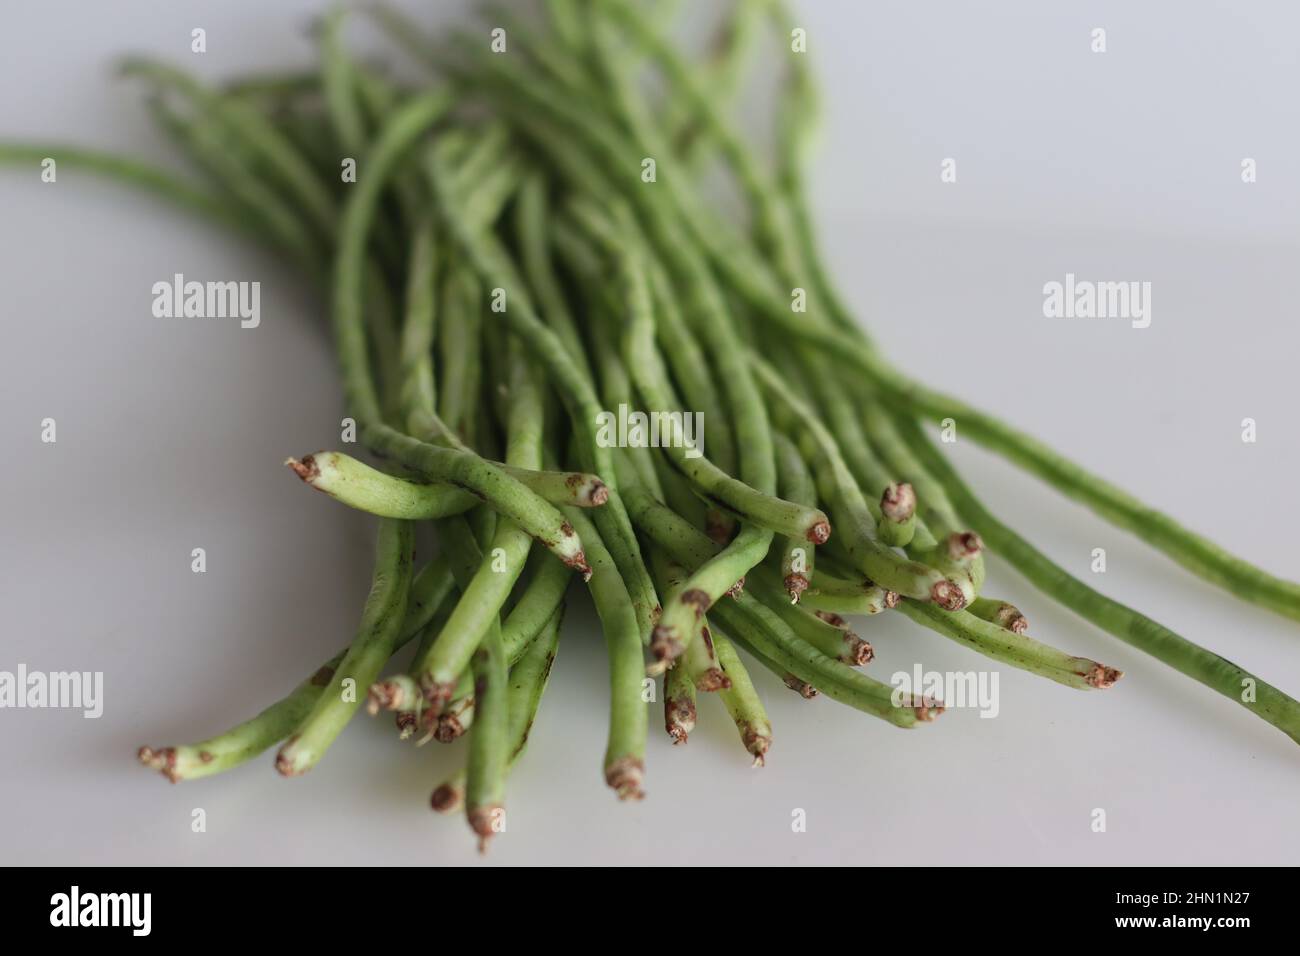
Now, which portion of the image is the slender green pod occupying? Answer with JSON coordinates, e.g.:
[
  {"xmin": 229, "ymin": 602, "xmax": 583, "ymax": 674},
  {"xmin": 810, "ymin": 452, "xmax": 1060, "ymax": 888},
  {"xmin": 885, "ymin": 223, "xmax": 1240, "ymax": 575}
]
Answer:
[
  {"xmin": 564, "ymin": 507, "xmax": 648, "ymax": 799},
  {"xmin": 898, "ymin": 602, "xmax": 1121, "ymax": 692},
  {"xmin": 711, "ymin": 631, "xmax": 773, "ymax": 766},
  {"xmin": 772, "ymin": 431, "xmax": 818, "ymax": 601},
  {"xmin": 465, "ymin": 624, "xmax": 509, "ymax": 851},
  {"xmin": 286, "ymin": 450, "xmax": 607, "ymax": 515},
  {"xmin": 664, "ymin": 654, "xmax": 698, "ymax": 744},
  {"xmin": 287, "ymin": 451, "xmax": 474, "ymax": 519}
]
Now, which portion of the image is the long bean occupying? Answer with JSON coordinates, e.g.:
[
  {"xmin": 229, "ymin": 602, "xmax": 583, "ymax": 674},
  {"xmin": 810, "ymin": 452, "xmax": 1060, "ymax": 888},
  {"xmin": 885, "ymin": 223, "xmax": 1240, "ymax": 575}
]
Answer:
[{"xmin": 6, "ymin": 0, "xmax": 1293, "ymax": 859}]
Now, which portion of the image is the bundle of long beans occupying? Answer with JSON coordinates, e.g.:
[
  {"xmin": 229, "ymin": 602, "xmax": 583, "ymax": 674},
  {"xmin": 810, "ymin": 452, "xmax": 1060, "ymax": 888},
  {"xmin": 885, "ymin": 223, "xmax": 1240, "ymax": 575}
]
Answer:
[{"xmin": 8, "ymin": 0, "xmax": 1299, "ymax": 851}]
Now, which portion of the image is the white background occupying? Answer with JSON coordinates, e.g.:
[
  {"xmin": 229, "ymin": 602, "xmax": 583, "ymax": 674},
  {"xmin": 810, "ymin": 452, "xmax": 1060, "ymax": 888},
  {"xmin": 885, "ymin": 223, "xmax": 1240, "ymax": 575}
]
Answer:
[{"xmin": 2, "ymin": 0, "xmax": 1298, "ymax": 865}]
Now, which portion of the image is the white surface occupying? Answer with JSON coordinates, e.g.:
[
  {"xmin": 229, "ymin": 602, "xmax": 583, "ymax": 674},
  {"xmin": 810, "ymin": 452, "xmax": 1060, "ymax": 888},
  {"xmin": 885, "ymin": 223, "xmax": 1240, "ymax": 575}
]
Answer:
[{"xmin": 2, "ymin": 0, "xmax": 1298, "ymax": 865}]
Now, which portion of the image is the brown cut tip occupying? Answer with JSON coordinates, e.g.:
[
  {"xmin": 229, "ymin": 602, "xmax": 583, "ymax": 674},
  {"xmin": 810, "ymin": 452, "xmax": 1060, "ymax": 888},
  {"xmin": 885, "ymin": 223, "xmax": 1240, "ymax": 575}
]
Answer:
[
  {"xmin": 665, "ymin": 697, "xmax": 696, "ymax": 744},
  {"xmin": 931, "ymin": 579, "xmax": 967, "ymax": 611},
  {"xmin": 395, "ymin": 712, "xmax": 418, "ymax": 740},
  {"xmin": 807, "ymin": 519, "xmax": 832, "ymax": 545},
  {"xmin": 419, "ymin": 679, "xmax": 457, "ymax": 716},
  {"xmin": 430, "ymin": 783, "xmax": 463, "ymax": 815},
  {"xmin": 903, "ymin": 694, "xmax": 945, "ymax": 721},
  {"xmin": 435, "ymin": 711, "xmax": 469, "ymax": 743},
  {"xmin": 605, "ymin": 756, "xmax": 645, "ymax": 801},
  {"xmin": 558, "ymin": 543, "xmax": 593, "ymax": 582},
  {"xmin": 1085, "ymin": 664, "xmax": 1124, "ymax": 689},
  {"xmin": 947, "ymin": 531, "xmax": 984, "ymax": 561},
  {"xmin": 1002, "ymin": 611, "xmax": 1029, "ymax": 634},
  {"xmin": 285, "ymin": 454, "xmax": 320, "ymax": 483},
  {"xmin": 137, "ymin": 745, "xmax": 179, "ymax": 783},
  {"xmin": 468, "ymin": 804, "xmax": 503, "ymax": 854},
  {"xmin": 367, "ymin": 680, "xmax": 402, "ymax": 715},
  {"xmin": 589, "ymin": 480, "xmax": 610, "ymax": 506},
  {"xmin": 845, "ymin": 636, "xmax": 875, "ymax": 666},
  {"xmin": 880, "ymin": 482, "xmax": 917, "ymax": 523},
  {"xmin": 783, "ymin": 573, "xmax": 809, "ymax": 603},
  {"xmin": 783, "ymin": 674, "xmax": 819, "ymax": 699},
  {"xmin": 883, "ymin": 589, "xmax": 900, "ymax": 609},
  {"xmin": 274, "ymin": 737, "xmax": 303, "ymax": 777},
  {"xmin": 742, "ymin": 726, "xmax": 772, "ymax": 767}
]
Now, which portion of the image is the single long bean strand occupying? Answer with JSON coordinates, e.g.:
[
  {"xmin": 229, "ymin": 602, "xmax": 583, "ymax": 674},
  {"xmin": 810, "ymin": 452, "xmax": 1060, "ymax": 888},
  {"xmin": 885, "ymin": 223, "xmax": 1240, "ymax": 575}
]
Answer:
[
  {"xmin": 0, "ymin": 143, "xmax": 253, "ymax": 234},
  {"xmin": 464, "ymin": 620, "xmax": 509, "ymax": 851},
  {"xmin": 711, "ymin": 630, "xmax": 773, "ymax": 766},
  {"xmin": 398, "ymin": 216, "xmax": 441, "ymax": 439},
  {"xmin": 436, "ymin": 263, "xmax": 484, "ymax": 443},
  {"xmin": 563, "ymin": 507, "xmax": 648, "ymax": 799},
  {"xmin": 503, "ymin": 605, "xmax": 564, "ymax": 761},
  {"xmin": 772, "ymin": 430, "xmax": 817, "ymax": 601},
  {"xmin": 287, "ymin": 451, "xmax": 471, "ymax": 519},
  {"xmin": 319, "ymin": 8, "xmax": 367, "ymax": 155},
  {"xmin": 899, "ymin": 601, "xmax": 1120, "ymax": 691},
  {"xmin": 664, "ymin": 654, "xmax": 698, "ymax": 744}
]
